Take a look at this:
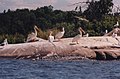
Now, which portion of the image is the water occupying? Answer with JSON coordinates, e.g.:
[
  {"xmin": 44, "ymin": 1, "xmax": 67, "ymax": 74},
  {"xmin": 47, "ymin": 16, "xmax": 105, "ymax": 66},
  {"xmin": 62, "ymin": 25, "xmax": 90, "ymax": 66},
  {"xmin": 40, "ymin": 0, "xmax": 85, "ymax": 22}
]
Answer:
[{"xmin": 0, "ymin": 59, "xmax": 120, "ymax": 79}]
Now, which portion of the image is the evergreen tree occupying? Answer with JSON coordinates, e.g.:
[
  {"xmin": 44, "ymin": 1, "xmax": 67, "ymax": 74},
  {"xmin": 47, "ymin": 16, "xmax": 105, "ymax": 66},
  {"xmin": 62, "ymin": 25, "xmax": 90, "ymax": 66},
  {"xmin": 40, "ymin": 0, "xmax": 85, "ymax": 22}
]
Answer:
[{"xmin": 83, "ymin": 0, "xmax": 113, "ymax": 21}]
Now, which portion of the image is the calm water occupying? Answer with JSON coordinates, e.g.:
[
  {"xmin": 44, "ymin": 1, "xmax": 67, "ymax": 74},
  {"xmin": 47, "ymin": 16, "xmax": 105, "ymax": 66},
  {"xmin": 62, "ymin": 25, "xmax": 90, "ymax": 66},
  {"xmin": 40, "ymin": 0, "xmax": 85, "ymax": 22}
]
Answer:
[{"xmin": 0, "ymin": 59, "xmax": 120, "ymax": 79}]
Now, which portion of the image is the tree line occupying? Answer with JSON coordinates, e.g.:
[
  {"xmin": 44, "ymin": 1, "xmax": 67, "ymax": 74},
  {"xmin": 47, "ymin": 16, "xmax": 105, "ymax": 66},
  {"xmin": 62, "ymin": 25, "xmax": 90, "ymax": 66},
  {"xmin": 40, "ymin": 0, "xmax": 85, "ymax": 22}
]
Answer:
[{"xmin": 0, "ymin": 0, "xmax": 119, "ymax": 43}]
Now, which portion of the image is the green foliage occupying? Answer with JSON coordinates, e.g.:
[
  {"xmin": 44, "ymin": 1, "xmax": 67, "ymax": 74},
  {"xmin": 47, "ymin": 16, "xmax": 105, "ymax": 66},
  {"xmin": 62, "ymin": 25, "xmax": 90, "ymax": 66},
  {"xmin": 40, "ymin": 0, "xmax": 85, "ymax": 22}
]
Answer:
[
  {"xmin": 84, "ymin": 0, "xmax": 113, "ymax": 21},
  {"xmin": 36, "ymin": 27, "xmax": 59, "ymax": 40},
  {"xmin": 0, "ymin": 34, "xmax": 25, "ymax": 44},
  {"xmin": 0, "ymin": 1, "xmax": 120, "ymax": 44}
]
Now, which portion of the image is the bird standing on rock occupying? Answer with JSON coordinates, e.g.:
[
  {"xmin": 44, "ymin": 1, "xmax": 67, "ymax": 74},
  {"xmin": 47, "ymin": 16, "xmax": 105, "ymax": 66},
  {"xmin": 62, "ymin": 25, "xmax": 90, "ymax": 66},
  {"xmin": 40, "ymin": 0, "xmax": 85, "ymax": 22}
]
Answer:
[
  {"xmin": 114, "ymin": 21, "xmax": 119, "ymax": 27},
  {"xmin": 1, "ymin": 38, "xmax": 8, "ymax": 46},
  {"xmin": 72, "ymin": 27, "xmax": 85, "ymax": 44},
  {"xmin": 55, "ymin": 27, "xmax": 65, "ymax": 41},
  {"xmin": 48, "ymin": 31, "xmax": 54, "ymax": 42},
  {"xmin": 26, "ymin": 25, "xmax": 39, "ymax": 42}
]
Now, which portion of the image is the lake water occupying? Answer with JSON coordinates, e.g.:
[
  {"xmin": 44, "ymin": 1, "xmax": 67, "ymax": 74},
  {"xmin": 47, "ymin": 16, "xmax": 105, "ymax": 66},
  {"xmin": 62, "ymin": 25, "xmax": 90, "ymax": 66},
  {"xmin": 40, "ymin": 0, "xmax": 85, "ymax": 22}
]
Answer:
[{"xmin": 0, "ymin": 59, "xmax": 120, "ymax": 79}]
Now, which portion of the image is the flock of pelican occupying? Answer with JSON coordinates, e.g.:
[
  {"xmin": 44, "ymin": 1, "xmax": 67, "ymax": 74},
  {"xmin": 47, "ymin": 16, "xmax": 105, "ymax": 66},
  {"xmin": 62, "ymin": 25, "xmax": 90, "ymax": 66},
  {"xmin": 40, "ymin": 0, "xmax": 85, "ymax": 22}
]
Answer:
[
  {"xmin": 0, "ymin": 25, "xmax": 88, "ymax": 46},
  {"xmin": 2, "ymin": 21, "xmax": 120, "ymax": 46},
  {"xmin": 25, "ymin": 25, "xmax": 87, "ymax": 45},
  {"xmin": 24, "ymin": 21, "xmax": 120, "ymax": 45},
  {"xmin": 26, "ymin": 26, "xmax": 65, "ymax": 43}
]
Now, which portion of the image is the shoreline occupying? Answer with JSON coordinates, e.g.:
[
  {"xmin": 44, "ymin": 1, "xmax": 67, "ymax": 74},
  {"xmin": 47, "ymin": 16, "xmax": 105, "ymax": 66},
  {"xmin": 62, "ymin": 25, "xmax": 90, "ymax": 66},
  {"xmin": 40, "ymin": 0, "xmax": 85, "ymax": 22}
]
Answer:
[{"xmin": 0, "ymin": 36, "xmax": 120, "ymax": 60}]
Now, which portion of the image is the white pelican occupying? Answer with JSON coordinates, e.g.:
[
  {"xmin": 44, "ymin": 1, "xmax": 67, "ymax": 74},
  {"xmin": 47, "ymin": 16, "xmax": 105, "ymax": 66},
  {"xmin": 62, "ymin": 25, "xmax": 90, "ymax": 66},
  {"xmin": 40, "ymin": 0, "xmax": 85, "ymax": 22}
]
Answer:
[
  {"xmin": 72, "ymin": 27, "xmax": 85, "ymax": 44},
  {"xmin": 112, "ymin": 27, "xmax": 120, "ymax": 38},
  {"xmin": 112, "ymin": 33, "xmax": 116, "ymax": 38},
  {"xmin": 114, "ymin": 21, "xmax": 119, "ymax": 27},
  {"xmin": 48, "ymin": 31, "xmax": 54, "ymax": 42},
  {"xmin": 105, "ymin": 30, "xmax": 108, "ymax": 34},
  {"xmin": 26, "ymin": 25, "xmax": 39, "ymax": 42},
  {"xmin": 55, "ymin": 27, "xmax": 65, "ymax": 41},
  {"xmin": 1, "ymin": 38, "xmax": 8, "ymax": 46}
]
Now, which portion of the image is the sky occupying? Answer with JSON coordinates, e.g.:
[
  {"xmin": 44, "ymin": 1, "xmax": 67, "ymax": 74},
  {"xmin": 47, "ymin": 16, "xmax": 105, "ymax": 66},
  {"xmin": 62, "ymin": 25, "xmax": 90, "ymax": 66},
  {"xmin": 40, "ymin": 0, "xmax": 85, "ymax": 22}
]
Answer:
[{"xmin": 0, "ymin": 0, "xmax": 119, "ymax": 12}]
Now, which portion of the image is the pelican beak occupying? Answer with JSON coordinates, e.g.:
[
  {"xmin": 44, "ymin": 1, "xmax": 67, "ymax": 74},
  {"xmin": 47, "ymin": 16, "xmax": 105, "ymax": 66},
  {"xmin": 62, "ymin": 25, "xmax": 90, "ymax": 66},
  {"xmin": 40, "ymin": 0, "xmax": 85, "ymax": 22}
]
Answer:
[
  {"xmin": 34, "ymin": 26, "xmax": 39, "ymax": 30},
  {"xmin": 62, "ymin": 27, "xmax": 64, "ymax": 31}
]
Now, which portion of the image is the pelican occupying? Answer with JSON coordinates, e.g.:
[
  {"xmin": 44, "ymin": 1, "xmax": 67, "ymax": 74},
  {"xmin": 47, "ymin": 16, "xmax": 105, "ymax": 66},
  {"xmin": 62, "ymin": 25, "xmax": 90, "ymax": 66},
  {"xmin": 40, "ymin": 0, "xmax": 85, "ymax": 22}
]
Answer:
[
  {"xmin": 114, "ymin": 21, "xmax": 119, "ymax": 27},
  {"xmin": 1, "ymin": 38, "xmax": 8, "ymax": 46},
  {"xmin": 48, "ymin": 31, "xmax": 54, "ymax": 42},
  {"xmin": 26, "ymin": 25, "xmax": 39, "ymax": 42},
  {"xmin": 112, "ymin": 26, "xmax": 120, "ymax": 38},
  {"xmin": 113, "ymin": 32, "xmax": 118, "ymax": 38},
  {"xmin": 105, "ymin": 30, "xmax": 108, "ymax": 34},
  {"xmin": 72, "ymin": 27, "xmax": 85, "ymax": 44},
  {"xmin": 55, "ymin": 27, "xmax": 65, "ymax": 41}
]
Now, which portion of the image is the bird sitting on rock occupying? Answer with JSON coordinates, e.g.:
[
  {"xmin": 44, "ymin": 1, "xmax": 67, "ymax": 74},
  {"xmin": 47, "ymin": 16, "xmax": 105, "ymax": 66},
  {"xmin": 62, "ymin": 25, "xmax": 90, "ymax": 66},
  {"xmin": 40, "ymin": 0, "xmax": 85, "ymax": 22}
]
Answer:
[
  {"xmin": 1, "ymin": 38, "xmax": 8, "ymax": 46},
  {"xmin": 55, "ymin": 27, "xmax": 65, "ymax": 41},
  {"xmin": 26, "ymin": 25, "xmax": 39, "ymax": 42},
  {"xmin": 114, "ymin": 21, "xmax": 119, "ymax": 27},
  {"xmin": 72, "ymin": 27, "xmax": 85, "ymax": 44},
  {"xmin": 48, "ymin": 31, "xmax": 54, "ymax": 42}
]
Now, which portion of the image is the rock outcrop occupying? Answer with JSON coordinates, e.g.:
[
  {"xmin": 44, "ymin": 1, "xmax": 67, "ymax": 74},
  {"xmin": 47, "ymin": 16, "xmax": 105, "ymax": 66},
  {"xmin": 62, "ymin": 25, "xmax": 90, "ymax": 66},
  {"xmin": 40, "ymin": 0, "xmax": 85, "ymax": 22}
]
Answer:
[
  {"xmin": 0, "ymin": 37, "xmax": 120, "ymax": 60},
  {"xmin": 94, "ymin": 48, "xmax": 120, "ymax": 60}
]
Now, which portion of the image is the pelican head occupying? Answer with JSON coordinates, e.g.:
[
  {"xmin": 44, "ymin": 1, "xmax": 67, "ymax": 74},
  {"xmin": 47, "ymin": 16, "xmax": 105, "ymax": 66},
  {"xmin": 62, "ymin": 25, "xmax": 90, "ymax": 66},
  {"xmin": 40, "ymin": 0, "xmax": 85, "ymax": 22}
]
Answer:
[
  {"xmin": 34, "ymin": 25, "xmax": 37, "ymax": 29},
  {"xmin": 78, "ymin": 27, "xmax": 81, "ymax": 30},
  {"xmin": 78, "ymin": 27, "xmax": 82, "ymax": 32},
  {"xmin": 34, "ymin": 25, "xmax": 36, "ymax": 28},
  {"xmin": 62, "ymin": 27, "xmax": 64, "ymax": 32},
  {"xmin": 117, "ymin": 21, "xmax": 119, "ymax": 26},
  {"xmin": 78, "ymin": 27, "xmax": 85, "ymax": 34},
  {"xmin": 31, "ymin": 32, "xmax": 34, "ymax": 34},
  {"xmin": 34, "ymin": 25, "xmax": 39, "ymax": 36}
]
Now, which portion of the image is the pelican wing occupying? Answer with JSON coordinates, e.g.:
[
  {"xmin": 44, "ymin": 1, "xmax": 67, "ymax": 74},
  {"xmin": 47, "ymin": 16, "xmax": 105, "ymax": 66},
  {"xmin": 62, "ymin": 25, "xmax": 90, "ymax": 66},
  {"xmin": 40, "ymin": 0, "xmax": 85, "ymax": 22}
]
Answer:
[
  {"xmin": 55, "ymin": 31, "xmax": 64, "ymax": 39},
  {"xmin": 26, "ymin": 32, "xmax": 36, "ymax": 42},
  {"xmin": 48, "ymin": 36, "xmax": 54, "ymax": 42},
  {"xmin": 72, "ymin": 34, "xmax": 81, "ymax": 42}
]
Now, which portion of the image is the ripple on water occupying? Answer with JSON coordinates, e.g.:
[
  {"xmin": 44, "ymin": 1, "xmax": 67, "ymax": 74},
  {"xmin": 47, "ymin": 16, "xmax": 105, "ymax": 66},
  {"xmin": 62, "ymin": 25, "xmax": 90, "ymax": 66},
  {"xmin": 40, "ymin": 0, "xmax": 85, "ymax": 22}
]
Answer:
[{"xmin": 0, "ymin": 59, "xmax": 120, "ymax": 79}]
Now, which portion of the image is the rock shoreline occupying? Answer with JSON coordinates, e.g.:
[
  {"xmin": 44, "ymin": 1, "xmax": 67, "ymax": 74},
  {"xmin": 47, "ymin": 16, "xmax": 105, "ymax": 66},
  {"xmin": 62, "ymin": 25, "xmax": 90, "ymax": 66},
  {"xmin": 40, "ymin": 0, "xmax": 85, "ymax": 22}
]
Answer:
[{"xmin": 0, "ymin": 36, "xmax": 120, "ymax": 60}]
